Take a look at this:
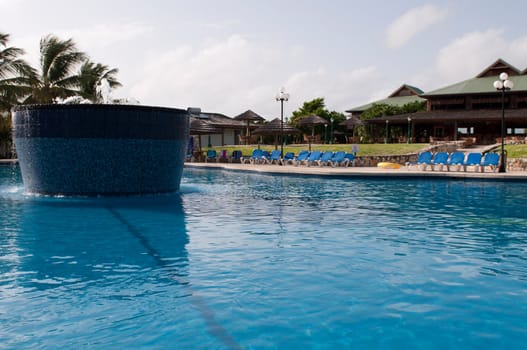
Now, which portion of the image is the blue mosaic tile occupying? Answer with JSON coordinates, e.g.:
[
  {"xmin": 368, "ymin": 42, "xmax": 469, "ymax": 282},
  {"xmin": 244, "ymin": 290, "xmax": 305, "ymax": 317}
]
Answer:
[{"xmin": 13, "ymin": 105, "xmax": 189, "ymax": 196}]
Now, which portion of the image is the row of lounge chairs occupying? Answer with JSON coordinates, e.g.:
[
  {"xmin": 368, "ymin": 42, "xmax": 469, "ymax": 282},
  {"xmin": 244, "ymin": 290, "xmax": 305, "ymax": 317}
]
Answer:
[
  {"xmin": 407, "ymin": 151, "xmax": 500, "ymax": 172},
  {"xmin": 241, "ymin": 149, "xmax": 355, "ymax": 167}
]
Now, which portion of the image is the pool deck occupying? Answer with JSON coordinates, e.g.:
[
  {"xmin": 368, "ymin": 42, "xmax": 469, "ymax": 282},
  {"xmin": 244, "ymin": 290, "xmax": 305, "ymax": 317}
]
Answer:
[
  {"xmin": 185, "ymin": 162, "xmax": 527, "ymax": 181},
  {"xmin": 3, "ymin": 158, "xmax": 526, "ymax": 180}
]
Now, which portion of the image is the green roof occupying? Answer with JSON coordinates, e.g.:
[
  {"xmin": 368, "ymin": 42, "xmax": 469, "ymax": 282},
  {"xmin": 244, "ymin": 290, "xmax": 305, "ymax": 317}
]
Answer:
[
  {"xmin": 423, "ymin": 75, "xmax": 527, "ymax": 96},
  {"xmin": 346, "ymin": 95, "xmax": 426, "ymax": 113}
]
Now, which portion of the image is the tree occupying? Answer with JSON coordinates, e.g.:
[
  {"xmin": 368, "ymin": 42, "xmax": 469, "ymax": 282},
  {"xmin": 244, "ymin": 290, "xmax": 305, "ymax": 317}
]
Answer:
[
  {"xmin": 78, "ymin": 60, "xmax": 121, "ymax": 102},
  {"xmin": 290, "ymin": 98, "xmax": 328, "ymax": 125},
  {"xmin": 290, "ymin": 97, "xmax": 346, "ymax": 140},
  {"xmin": 24, "ymin": 35, "xmax": 87, "ymax": 104},
  {"xmin": 0, "ymin": 32, "xmax": 38, "ymax": 112},
  {"xmin": 355, "ymin": 101, "xmax": 426, "ymax": 142},
  {"xmin": 360, "ymin": 101, "xmax": 426, "ymax": 120},
  {"xmin": 0, "ymin": 32, "xmax": 38, "ymax": 158}
]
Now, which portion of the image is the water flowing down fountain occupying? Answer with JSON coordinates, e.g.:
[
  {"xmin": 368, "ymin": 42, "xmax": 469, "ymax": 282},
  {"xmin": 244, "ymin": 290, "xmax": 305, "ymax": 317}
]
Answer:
[
  {"xmin": 12, "ymin": 98, "xmax": 193, "ymax": 195},
  {"xmin": 96, "ymin": 78, "xmax": 112, "ymax": 104}
]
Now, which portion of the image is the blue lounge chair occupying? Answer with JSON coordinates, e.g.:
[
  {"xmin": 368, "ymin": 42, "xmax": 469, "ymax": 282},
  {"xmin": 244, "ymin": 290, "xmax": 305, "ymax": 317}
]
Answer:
[
  {"xmin": 230, "ymin": 150, "xmax": 243, "ymax": 163},
  {"xmin": 293, "ymin": 150, "xmax": 310, "ymax": 166},
  {"xmin": 306, "ymin": 150, "xmax": 322, "ymax": 167},
  {"xmin": 280, "ymin": 152, "xmax": 295, "ymax": 165},
  {"xmin": 265, "ymin": 150, "xmax": 282, "ymax": 165},
  {"xmin": 429, "ymin": 152, "xmax": 449, "ymax": 171},
  {"xmin": 241, "ymin": 149, "xmax": 263, "ymax": 164},
  {"xmin": 260, "ymin": 151, "xmax": 270, "ymax": 164},
  {"xmin": 329, "ymin": 151, "xmax": 348, "ymax": 167},
  {"xmin": 205, "ymin": 149, "xmax": 217, "ymax": 162},
  {"xmin": 343, "ymin": 153, "xmax": 355, "ymax": 167},
  {"xmin": 481, "ymin": 153, "xmax": 500, "ymax": 172},
  {"xmin": 463, "ymin": 152, "xmax": 482, "ymax": 172},
  {"xmin": 407, "ymin": 151, "xmax": 432, "ymax": 170},
  {"xmin": 317, "ymin": 151, "xmax": 334, "ymax": 166},
  {"xmin": 446, "ymin": 152, "xmax": 465, "ymax": 171}
]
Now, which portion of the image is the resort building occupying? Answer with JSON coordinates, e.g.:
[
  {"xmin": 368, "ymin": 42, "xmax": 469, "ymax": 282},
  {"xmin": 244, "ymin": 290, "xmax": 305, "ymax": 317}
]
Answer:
[
  {"xmin": 348, "ymin": 59, "xmax": 527, "ymax": 145},
  {"xmin": 189, "ymin": 109, "xmax": 267, "ymax": 148},
  {"xmin": 189, "ymin": 111, "xmax": 245, "ymax": 148}
]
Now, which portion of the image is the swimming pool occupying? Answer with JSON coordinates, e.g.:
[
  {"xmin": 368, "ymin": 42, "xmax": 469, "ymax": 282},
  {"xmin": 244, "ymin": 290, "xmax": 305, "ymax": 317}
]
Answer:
[{"xmin": 1, "ymin": 164, "xmax": 526, "ymax": 349}]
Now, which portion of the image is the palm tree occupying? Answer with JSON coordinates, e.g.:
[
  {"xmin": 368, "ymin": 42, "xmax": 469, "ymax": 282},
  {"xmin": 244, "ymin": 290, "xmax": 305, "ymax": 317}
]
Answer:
[
  {"xmin": 0, "ymin": 33, "xmax": 38, "ymax": 158},
  {"xmin": 0, "ymin": 32, "xmax": 38, "ymax": 112},
  {"xmin": 25, "ymin": 34, "xmax": 87, "ymax": 104},
  {"xmin": 78, "ymin": 60, "xmax": 121, "ymax": 103}
]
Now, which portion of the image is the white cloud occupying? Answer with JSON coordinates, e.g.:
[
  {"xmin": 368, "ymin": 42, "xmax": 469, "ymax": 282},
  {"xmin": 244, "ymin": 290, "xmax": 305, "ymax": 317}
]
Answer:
[
  {"xmin": 6, "ymin": 22, "xmax": 153, "ymax": 74},
  {"xmin": 386, "ymin": 4, "xmax": 448, "ymax": 49},
  {"xmin": 412, "ymin": 29, "xmax": 527, "ymax": 91},
  {"xmin": 63, "ymin": 23, "xmax": 154, "ymax": 50},
  {"xmin": 284, "ymin": 66, "xmax": 384, "ymax": 114},
  {"xmin": 128, "ymin": 35, "xmax": 387, "ymax": 118},
  {"xmin": 436, "ymin": 29, "xmax": 507, "ymax": 80},
  {"xmin": 130, "ymin": 35, "xmax": 282, "ymax": 116}
]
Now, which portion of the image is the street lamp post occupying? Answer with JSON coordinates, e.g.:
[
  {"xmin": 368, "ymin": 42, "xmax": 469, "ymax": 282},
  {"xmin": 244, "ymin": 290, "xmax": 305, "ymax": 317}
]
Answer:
[
  {"xmin": 493, "ymin": 72, "xmax": 514, "ymax": 173},
  {"xmin": 407, "ymin": 116, "xmax": 412, "ymax": 144},
  {"xmin": 330, "ymin": 117, "xmax": 334, "ymax": 144},
  {"xmin": 385, "ymin": 120, "xmax": 389, "ymax": 144},
  {"xmin": 324, "ymin": 123, "xmax": 328, "ymax": 144},
  {"xmin": 275, "ymin": 87, "xmax": 290, "ymax": 157},
  {"xmin": 285, "ymin": 117, "xmax": 289, "ymax": 145}
]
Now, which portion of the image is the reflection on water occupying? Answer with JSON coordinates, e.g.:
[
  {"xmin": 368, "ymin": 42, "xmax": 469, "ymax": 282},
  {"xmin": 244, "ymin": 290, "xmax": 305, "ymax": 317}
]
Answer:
[
  {"xmin": 0, "ymin": 185, "xmax": 194, "ymax": 347},
  {"xmin": 18, "ymin": 195, "xmax": 189, "ymax": 291}
]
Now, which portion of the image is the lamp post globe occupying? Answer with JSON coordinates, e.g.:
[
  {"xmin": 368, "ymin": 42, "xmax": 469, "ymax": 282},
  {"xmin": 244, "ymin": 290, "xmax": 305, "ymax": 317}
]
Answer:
[
  {"xmin": 275, "ymin": 87, "xmax": 289, "ymax": 157},
  {"xmin": 493, "ymin": 72, "xmax": 513, "ymax": 173}
]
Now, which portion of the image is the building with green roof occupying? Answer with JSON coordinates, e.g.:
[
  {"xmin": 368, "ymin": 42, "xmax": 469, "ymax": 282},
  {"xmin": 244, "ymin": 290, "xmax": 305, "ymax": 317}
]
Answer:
[{"xmin": 355, "ymin": 59, "xmax": 527, "ymax": 144}]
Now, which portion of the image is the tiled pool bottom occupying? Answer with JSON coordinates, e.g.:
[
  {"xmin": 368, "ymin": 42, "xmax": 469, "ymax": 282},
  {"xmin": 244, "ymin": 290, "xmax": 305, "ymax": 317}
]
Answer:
[{"xmin": 1, "ymin": 165, "xmax": 527, "ymax": 349}]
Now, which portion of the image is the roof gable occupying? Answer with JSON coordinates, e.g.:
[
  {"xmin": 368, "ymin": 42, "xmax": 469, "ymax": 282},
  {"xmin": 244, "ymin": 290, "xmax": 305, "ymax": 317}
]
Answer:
[
  {"xmin": 346, "ymin": 84, "xmax": 425, "ymax": 113},
  {"xmin": 346, "ymin": 95, "xmax": 426, "ymax": 113},
  {"xmin": 476, "ymin": 58, "xmax": 521, "ymax": 78},
  {"xmin": 233, "ymin": 109, "xmax": 265, "ymax": 121},
  {"xmin": 388, "ymin": 84, "xmax": 424, "ymax": 98}
]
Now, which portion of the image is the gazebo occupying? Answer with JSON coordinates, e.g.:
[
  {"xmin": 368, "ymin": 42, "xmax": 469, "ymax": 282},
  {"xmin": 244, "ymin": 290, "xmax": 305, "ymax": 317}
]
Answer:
[
  {"xmin": 233, "ymin": 110, "xmax": 266, "ymax": 145},
  {"xmin": 253, "ymin": 118, "xmax": 301, "ymax": 150},
  {"xmin": 298, "ymin": 114, "xmax": 328, "ymax": 150}
]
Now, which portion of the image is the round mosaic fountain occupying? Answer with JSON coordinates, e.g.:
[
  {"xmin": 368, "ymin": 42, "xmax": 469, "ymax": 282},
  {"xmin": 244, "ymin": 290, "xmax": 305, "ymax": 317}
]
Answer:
[{"xmin": 12, "ymin": 104, "xmax": 190, "ymax": 195}]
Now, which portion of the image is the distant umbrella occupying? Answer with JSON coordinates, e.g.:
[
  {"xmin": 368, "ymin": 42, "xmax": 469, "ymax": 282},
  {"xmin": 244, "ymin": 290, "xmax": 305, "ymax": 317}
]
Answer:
[
  {"xmin": 253, "ymin": 118, "xmax": 301, "ymax": 150},
  {"xmin": 339, "ymin": 115, "xmax": 364, "ymax": 128},
  {"xmin": 340, "ymin": 115, "xmax": 364, "ymax": 140},
  {"xmin": 297, "ymin": 114, "xmax": 328, "ymax": 150},
  {"xmin": 233, "ymin": 109, "xmax": 266, "ymax": 144}
]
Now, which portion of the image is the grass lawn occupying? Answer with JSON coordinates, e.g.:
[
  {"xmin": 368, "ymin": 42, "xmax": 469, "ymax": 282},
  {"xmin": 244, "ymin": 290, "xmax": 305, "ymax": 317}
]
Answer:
[
  {"xmin": 505, "ymin": 144, "xmax": 527, "ymax": 158},
  {"xmin": 205, "ymin": 143, "xmax": 428, "ymax": 157}
]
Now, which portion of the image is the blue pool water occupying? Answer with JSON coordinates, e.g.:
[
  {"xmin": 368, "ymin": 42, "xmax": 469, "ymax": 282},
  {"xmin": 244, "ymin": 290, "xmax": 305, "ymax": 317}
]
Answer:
[{"xmin": 1, "ymin": 164, "xmax": 527, "ymax": 349}]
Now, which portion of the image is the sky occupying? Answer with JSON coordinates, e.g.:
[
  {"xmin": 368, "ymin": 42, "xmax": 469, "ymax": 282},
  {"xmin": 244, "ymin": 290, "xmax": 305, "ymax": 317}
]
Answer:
[{"xmin": 2, "ymin": 0, "xmax": 527, "ymax": 119}]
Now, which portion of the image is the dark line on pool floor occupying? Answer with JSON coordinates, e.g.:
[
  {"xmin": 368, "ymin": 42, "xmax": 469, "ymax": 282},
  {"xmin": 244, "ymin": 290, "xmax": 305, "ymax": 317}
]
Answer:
[{"xmin": 107, "ymin": 207, "xmax": 242, "ymax": 350}]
